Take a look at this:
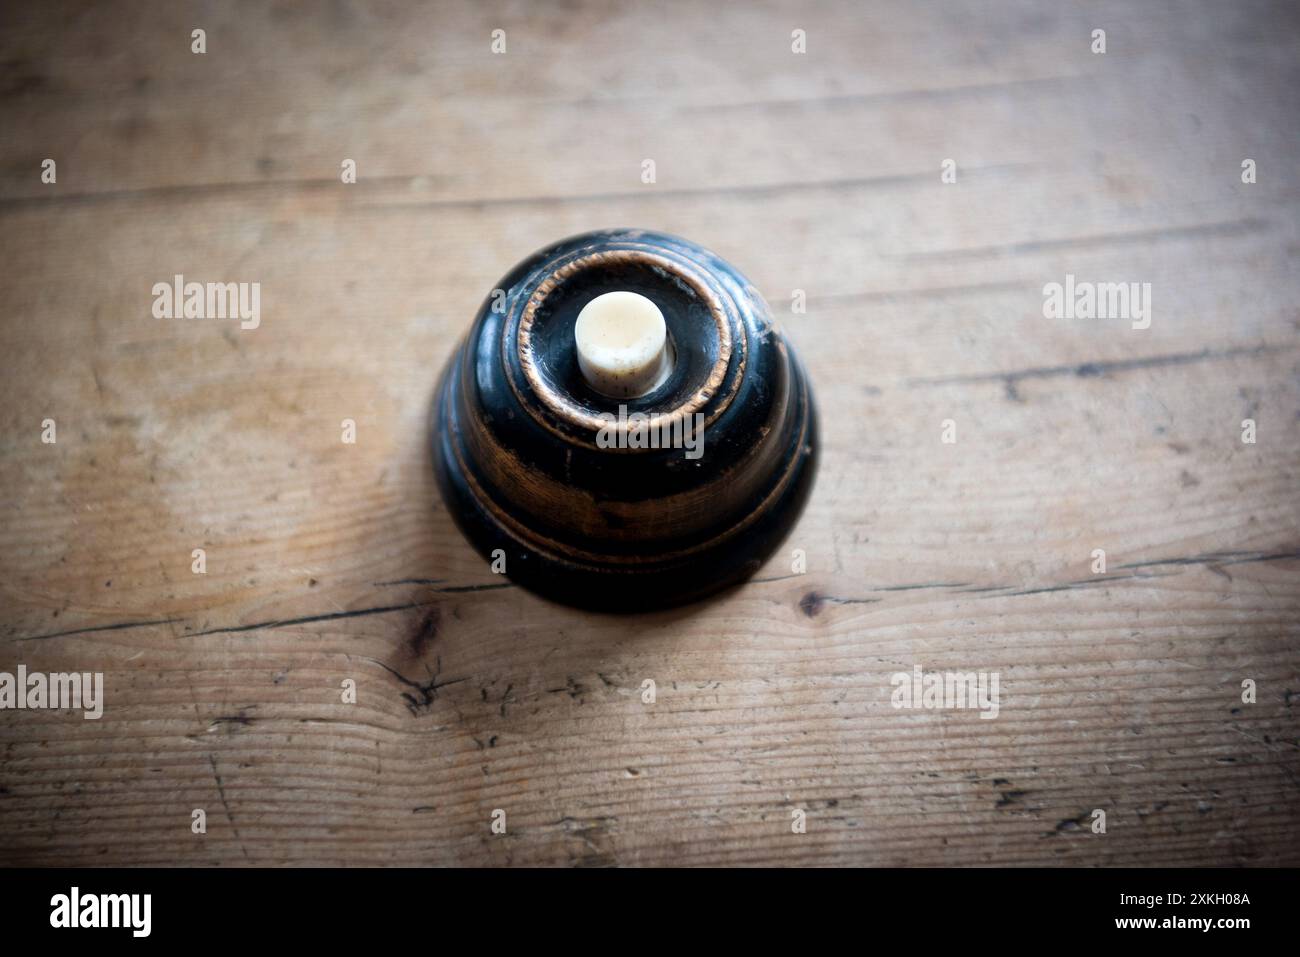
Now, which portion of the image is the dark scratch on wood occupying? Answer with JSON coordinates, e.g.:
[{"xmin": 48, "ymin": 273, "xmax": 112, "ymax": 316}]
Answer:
[
  {"xmin": 373, "ymin": 579, "xmax": 515, "ymax": 594},
  {"xmin": 14, "ymin": 617, "xmax": 185, "ymax": 643},
  {"xmin": 906, "ymin": 345, "xmax": 1277, "ymax": 391},
  {"xmin": 362, "ymin": 656, "xmax": 468, "ymax": 716},
  {"xmin": 3, "ymin": 167, "xmax": 1017, "ymax": 217},
  {"xmin": 356, "ymin": 165, "xmax": 1027, "ymax": 213},
  {"xmin": 0, "ymin": 173, "xmax": 426, "ymax": 213},
  {"xmin": 767, "ymin": 280, "xmax": 1026, "ymax": 310},
  {"xmin": 187, "ymin": 602, "xmax": 437, "ymax": 637},
  {"xmin": 682, "ymin": 74, "xmax": 1094, "ymax": 112},
  {"xmin": 207, "ymin": 753, "xmax": 250, "ymax": 861},
  {"xmin": 896, "ymin": 217, "xmax": 1269, "ymax": 261},
  {"xmin": 1118, "ymin": 549, "xmax": 1300, "ymax": 571}
]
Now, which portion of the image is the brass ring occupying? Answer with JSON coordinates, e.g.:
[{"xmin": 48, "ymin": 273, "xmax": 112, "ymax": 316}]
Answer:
[{"xmin": 511, "ymin": 247, "xmax": 736, "ymax": 443}]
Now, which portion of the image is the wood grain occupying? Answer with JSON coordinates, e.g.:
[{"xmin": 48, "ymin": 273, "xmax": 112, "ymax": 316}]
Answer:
[{"xmin": 0, "ymin": 0, "xmax": 1297, "ymax": 866}]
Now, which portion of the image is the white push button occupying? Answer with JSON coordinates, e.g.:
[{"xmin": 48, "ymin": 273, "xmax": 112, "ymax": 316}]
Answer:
[{"xmin": 574, "ymin": 291, "xmax": 672, "ymax": 398}]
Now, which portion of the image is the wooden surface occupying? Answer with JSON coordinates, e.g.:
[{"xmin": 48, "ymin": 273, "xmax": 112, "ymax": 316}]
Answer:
[{"xmin": 1, "ymin": 0, "xmax": 1297, "ymax": 866}]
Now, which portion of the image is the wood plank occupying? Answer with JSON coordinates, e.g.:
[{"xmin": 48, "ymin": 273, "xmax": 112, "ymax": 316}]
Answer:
[{"xmin": 0, "ymin": 0, "xmax": 1297, "ymax": 866}]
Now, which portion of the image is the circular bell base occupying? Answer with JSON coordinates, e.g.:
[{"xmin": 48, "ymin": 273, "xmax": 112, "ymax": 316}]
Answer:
[{"xmin": 431, "ymin": 229, "xmax": 818, "ymax": 611}]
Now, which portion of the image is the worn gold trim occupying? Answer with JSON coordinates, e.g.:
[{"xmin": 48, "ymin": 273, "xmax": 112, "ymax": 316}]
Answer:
[{"xmin": 510, "ymin": 247, "xmax": 739, "ymax": 446}]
